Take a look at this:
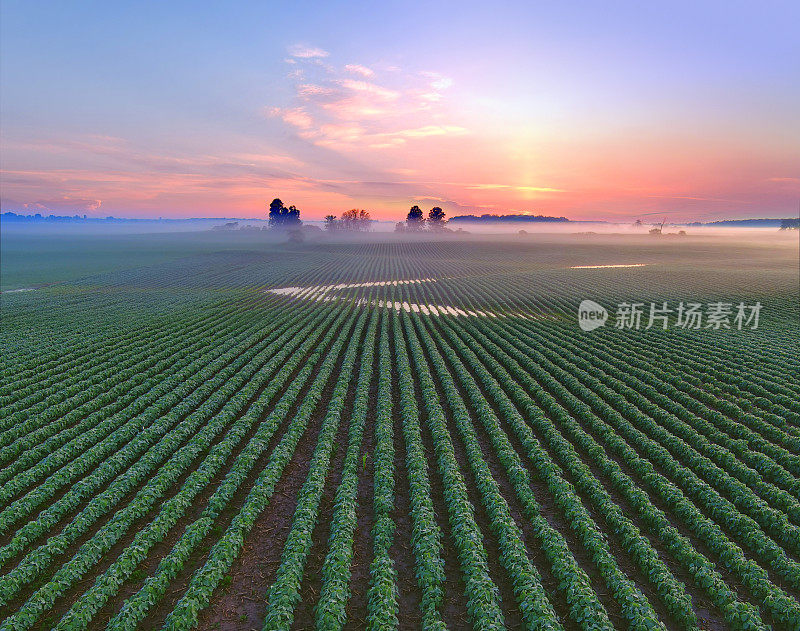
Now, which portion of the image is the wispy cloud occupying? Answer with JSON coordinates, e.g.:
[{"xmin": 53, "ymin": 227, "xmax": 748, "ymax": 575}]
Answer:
[
  {"xmin": 269, "ymin": 52, "xmax": 464, "ymax": 153},
  {"xmin": 230, "ymin": 152, "xmax": 304, "ymax": 167},
  {"xmin": 466, "ymin": 183, "xmax": 564, "ymax": 193},
  {"xmin": 296, "ymin": 84, "xmax": 336, "ymax": 98},
  {"xmin": 344, "ymin": 64, "xmax": 374, "ymax": 77},
  {"xmin": 287, "ymin": 44, "xmax": 329, "ymax": 59},
  {"xmin": 645, "ymin": 194, "xmax": 746, "ymax": 203},
  {"xmin": 419, "ymin": 71, "xmax": 453, "ymax": 101},
  {"xmin": 337, "ymin": 79, "xmax": 400, "ymax": 101},
  {"xmin": 269, "ymin": 107, "xmax": 314, "ymax": 129}
]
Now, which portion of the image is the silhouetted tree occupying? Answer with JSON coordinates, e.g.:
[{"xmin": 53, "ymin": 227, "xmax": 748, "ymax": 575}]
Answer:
[
  {"xmin": 428, "ymin": 206, "xmax": 446, "ymax": 230},
  {"xmin": 268, "ymin": 198, "xmax": 285, "ymax": 228},
  {"xmin": 324, "ymin": 215, "xmax": 339, "ymax": 231},
  {"xmin": 358, "ymin": 209, "xmax": 373, "ymax": 230},
  {"xmin": 406, "ymin": 205, "xmax": 425, "ymax": 231},
  {"xmin": 268, "ymin": 198, "xmax": 302, "ymax": 230},
  {"xmin": 286, "ymin": 205, "xmax": 301, "ymax": 226},
  {"xmin": 340, "ymin": 208, "xmax": 373, "ymax": 231},
  {"xmin": 394, "ymin": 221, "xmax": 406, "ymax": 233}
]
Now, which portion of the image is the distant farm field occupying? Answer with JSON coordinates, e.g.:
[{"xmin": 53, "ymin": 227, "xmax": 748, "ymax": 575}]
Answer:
[{"xmin": 0, "ymin": 231, "xmax": 798, "ymax": 631}]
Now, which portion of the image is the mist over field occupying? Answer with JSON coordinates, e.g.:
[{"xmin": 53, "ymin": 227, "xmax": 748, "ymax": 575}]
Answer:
[{"xmin": 3, "ymin": 219, "xmax": 796, "ymax": 294}]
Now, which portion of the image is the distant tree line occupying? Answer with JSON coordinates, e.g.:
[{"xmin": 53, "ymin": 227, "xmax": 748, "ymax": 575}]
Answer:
[
  {"xmin": 449, "ymin": 213, "xmax": 569, "ymax": 223},
  {"xmin": 685, "ymin": 218, "xmax": 795, "ymax": 228}
]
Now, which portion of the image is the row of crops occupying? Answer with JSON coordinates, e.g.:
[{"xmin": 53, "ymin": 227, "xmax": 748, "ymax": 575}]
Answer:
[{"xmin": 0, "ymin": 238, "xmax": 798, "ymax": 630}]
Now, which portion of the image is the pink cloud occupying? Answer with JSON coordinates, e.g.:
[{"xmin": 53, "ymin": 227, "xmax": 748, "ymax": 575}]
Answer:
[
  {"xmin": 337, "ymin": 79, "xmax": 400, "ymax": 101},
  {"xmin": 315, "ymin": 123, "xmax": 366, "ymax": 143},
  {"xmin": 465, "ymin": 183, "xmax": 564, "ymax": 193},
  {"xmin": 231, "ymin": 153, "xmax": 304, "ymax": 167},
  {"xmin": 268, "ymin": 107, "xmax": 314, "ymax": 129},
  {"xmin": 344, "ymin": 64, "xmax": 374, "ymax": 77},
  {"xmin": 271, "ymin": 57, "xmax": 466, "ymax": 154},
  {"xmin": 387, "ymin": 125, "xmax": 467, "ymax": 139}
]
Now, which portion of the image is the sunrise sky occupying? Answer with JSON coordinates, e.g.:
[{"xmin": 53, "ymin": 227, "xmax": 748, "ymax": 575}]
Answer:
[{"xmin": 1, "ymin": 1, "xmax": 798, "ymax": 221}]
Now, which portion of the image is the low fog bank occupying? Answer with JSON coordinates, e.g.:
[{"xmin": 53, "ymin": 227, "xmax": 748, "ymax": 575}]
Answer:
[
  {"xmin": 310, "ymin": 223, "xmax": 799, "ymax": 260},
  {"xmin": 0, "ymin": 218, "xmax": 246, "ymax": 236},
  {"xmin": 438, "ymin": 220, "xmax": 798, "ymax": 238},
  {"xmin": 339, "ymin": 222, "xmax": 798, "ymax": 245},
  {"xmin": 0, "ymin": 218, "xmax": 396, "ymax": 236},
  {"xmin": 2, "ymin": 217, "xmax": 795, "ymax": 250},
  {"xmin": 2, "ymin": 217, "xmax": 795, "ymax": 292}
]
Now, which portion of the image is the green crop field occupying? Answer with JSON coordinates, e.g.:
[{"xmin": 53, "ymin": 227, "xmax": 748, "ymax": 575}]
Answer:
[{"xmin": 0, "ymin": 231, "xmax": 798, "ymax": 631}]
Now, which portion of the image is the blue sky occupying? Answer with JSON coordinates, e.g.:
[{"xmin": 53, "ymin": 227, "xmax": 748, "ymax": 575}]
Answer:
[{"xmin": 2, "ymin": 1, "xmax": 798, "ymax": 220}]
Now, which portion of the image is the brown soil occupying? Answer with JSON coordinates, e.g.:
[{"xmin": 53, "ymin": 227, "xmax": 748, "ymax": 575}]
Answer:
[
  {"xmin": 340, "ymin": 334, "xmax": 381, "ymax": 631},
  {"xmin": 415, "ymin": 395, "xmax": 471, "ymax": 629},
  {"xmin": 385, "ymin": 378, "xmax": 424, "ymax": 631},
  {"xmin": 82, "ymin": 339, "xmax": 324, "ymax": 630},
  {"xmin": 185, "ymin": 407, "xmax": 321, "ymax": 631},
  {"xmin": 290, "ymin": 350, "xmax": 362, "ymax": 630},
  {"xmin": 188, "ymin": 316, "xmax": 358, "ymax": 631}
]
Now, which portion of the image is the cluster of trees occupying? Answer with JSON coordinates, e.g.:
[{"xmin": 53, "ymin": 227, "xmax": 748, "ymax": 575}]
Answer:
[
  {"xmin": 395, "ymin": 205, "xmax": 447, "ymax": 232},
  {"xmin": 324, "ymin": 209, "xmax": 374, "ymax": 232},
  {"xmin": 266, "ymin": 199, "xmax": 375, "ymax": 238},
  {"xmin": 268, "ymin": 198, "xmax": 302, "ymax": 230}
]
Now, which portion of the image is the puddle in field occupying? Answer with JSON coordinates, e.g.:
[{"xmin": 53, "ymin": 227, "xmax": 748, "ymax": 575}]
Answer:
[
  {"xmin": 1, "ymin": 288, "xmax": 35, "ymax": 294},
  {"xmin": 267, "ymin": 279, "xmax": 499, "ymax": 317},
  {"xmin": 570, "ymin": 263, "xmax": 649, "ymax": 269}
]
